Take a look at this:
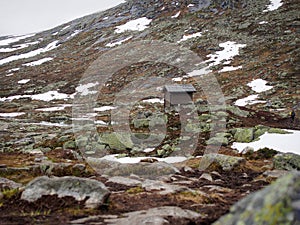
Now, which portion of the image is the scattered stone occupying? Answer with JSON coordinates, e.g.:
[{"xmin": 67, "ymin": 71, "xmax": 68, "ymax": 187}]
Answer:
[
  {"xmin": 213, "ymin": 172, "xmax": 300, "ymax": 225},
  {"xmin": 232, "ymin": 128, "xmax": 254, "ymax": 143},
  {"xmin": 21, "ymin": 176, "xmax": 110, "ymax": 209},
  {"xmin": 100, "ymin": 132, "xmax": 133, "ymax": 151}
]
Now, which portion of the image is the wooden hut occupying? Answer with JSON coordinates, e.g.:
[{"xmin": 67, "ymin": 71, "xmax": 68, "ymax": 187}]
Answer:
[{"xmin": 163, "ymin": 84, "xmax": 196, "ymax": 107}]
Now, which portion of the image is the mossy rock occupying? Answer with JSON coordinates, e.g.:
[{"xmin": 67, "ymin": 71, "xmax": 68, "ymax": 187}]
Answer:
[
  {"xmin": 213, "ymin": 172, "xmax": 300, "ymax": 225},
  {"xmin": 233, "ymin": 128, "xmax": 254, "ymax": 143}
]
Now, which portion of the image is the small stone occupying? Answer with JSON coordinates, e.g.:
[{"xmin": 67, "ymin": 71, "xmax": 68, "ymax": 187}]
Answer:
[{"xmin": 200, "ymin": 173, "xmax": 213, "ymax": 182}]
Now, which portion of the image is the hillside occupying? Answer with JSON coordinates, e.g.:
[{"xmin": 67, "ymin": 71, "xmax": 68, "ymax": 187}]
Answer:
[{"xmin": 0, "ymin": 0, "xmax": 299, "ymax": 224}]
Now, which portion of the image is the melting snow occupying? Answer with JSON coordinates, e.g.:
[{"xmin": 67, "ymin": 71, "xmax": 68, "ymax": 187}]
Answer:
[
  {"xmin": 247, "ymin": 79, "xmax": 273, "ymax": 93},
  {"xmin": 171, "ymin": 11, "xmax": 181, "ymax": 18},
  {"xmin": 263, "ymin": 0, "xmax": 283, "ymax": 12},
  {"xmin": 0, "ymin": 34, "xmax": 35, "ymax": 46},
  {"xmin": 219, "ymin": 66, "xmax": 243, "ymax": 73},
  {"xmin": 259, "ymin": 21, "xmax": 268, "ymax": 24},
  {"xmin": 94, "ymin": 106, "xmax": 116, "ymax": 112},
  {"xmin": 235, "ymin": 94, "xmax": 266, "ymax": 107},
  {"xmin": 101, "ymin": 154, "xmax": 188, "ymax": 164},
  {"xmin": 75, "ymin": 82, "xmax": 99, "ymax": 96},
  {"xmin": 207, "ymin": 41, "xmax": 246, "ymax": 67},
  {"xmin": 115, "ymin": 17, "xmax": 152, "ymax": 33},
  {"xmin": 7, "ymin": 68, "xmax": 20, "ymax": 73},
  {"xmin": 106, "ymin": 36, "xmax": 132, "ymax": 47},
  {"xmin": 0, "ymin": 91, "xmax": 71, "ymax": 102},
  {"xmin": 232, "ymin": 129, "xmax": 300, "ymax": 154},
  {"xmin": 18, "ymin": 79, "xmax": 30, "ymax": 84},
  {"xmin": 0, "ymin": 112, "xmax": 25, "ymax": 117},
  {"xmin": 0, "ymin": 41, "xmax": 60, "ymax": 65},
  {"xmin": 23, "ymin": 57, "xmax": 53, "ymax": 66},
  {"xmin": 36, "ymin": 105, "xmax": 72, "ymax": 112},
  {"xmin": 143, "ymin": 98, "xmax": 164, "ymax": 104},
  {"xmin": 177, "ymin": 32, "xmax": 202, "ymax": 43}
]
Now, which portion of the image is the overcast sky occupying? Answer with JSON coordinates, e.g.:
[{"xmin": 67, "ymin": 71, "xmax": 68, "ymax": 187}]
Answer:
[{"xmin": 0, "ymin": 0, "xmax": 125, "ymax": 37}]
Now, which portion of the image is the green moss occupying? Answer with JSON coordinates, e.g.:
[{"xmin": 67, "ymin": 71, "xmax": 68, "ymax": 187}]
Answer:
[
  {"xmin": 126, "ymin": 186, "xmax": 144, "ymax": 194},
  {"xmin": 2, "ymin": 188, "xmax": 19, "ymax": 199}
]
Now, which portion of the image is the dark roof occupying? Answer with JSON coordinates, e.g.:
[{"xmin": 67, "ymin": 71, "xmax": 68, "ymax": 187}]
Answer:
[{"xmin": 163, "ymin": 84, "xmax": 196, "ymax": 93}]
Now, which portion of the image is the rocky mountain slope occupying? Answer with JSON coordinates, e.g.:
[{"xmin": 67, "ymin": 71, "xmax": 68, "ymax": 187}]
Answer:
[{"xmin": 0, "ymin": 0, "xmax": 299, "ymax": 224}]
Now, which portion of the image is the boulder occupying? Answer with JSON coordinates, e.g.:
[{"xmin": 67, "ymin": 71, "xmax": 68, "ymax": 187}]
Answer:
[
  {"xmin": 21, "ymin": 176, "xmax": 110, "ymax": 209},
  {"xmin": 199, "ymin": 153, "xmax": 246, "ymax": 171},
  {"xmin": 273, "ymin": 153, "xmax": 300, "ymax": 171},
  {"xmin": 213, "ymin": 172, "xmax": 300, "ymax": 225},
  {"xmin": 206, "ymin": 132, "xmax": 232, "ymax": 146}
]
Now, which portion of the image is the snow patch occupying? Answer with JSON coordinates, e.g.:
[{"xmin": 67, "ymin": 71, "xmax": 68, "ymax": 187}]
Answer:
[
  {"xmin": 171, "ymin": 11, "xmax": 181, "ymax": 18},
  {"xmin": 0, "ymin": 91, "xmax": 71, "ymax": 102},
  {"xmin": 263, "ymin": 0, "xmax": 283, "ymax": 12},
  {"xmin": 94, "ymin": 106, "xmax": 116, "ymax": 112},
  {"xmin": 247, "ymin": 79, "xmax": 273, "ymax": 93},
  {"xmin": 232, "ymin": 129, "xmax": 300, "ymax": 155},
  {"xmin": 23, "ymin": 57, "xmax": 53, "ymax": 66},
  {"xmin": 101, "ymin": 154, "xmax": 188, "ymax": 164},
  {"xmin": 115, "ymin": 17, "xmax": 152, "ymax": 33},
  {"xmin": 219, "ymin": 66, "xmax": 243, "ymax": 73},
  {"xmin": 235, "ymin": 94, "xmax": 266, "ymax": 107},
  {"xmin": 75, "ymin": 83, "xmax": 99, "ymax": 96},
  {"xmin": 0, "ymin": 34, "xmax": 35, "ymax": 47},
  {"xmin": 143, "ymin": 98, "xmax": 164, "ymax": 104},
  {"xmin": 18, "ymin": 79, "xmax": 30, "ymax": 84},
  {"xmin": 0, "ymin": 40, "xmax": 60, "ymax": 65},
  {"xmin": 177, "ymin": 32, "xmax": 202, "ymax": 43},
  {"xmin": 0, "ymin": 112, "xmax": 25, "ymax": 118},
  {"xmin": 106, "ymin": 36, "xmax": 132, "ymax": 47}
]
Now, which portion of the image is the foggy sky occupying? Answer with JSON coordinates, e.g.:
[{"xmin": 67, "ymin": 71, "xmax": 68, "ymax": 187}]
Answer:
[{"xmin": 0, "ymin": 0, "xmax": 125, "ymax": 37}]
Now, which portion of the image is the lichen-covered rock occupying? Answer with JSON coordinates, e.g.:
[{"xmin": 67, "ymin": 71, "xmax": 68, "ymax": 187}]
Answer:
[
  {"xmin": 199, "ymin": 153, "xmax": 246, "ymax": 171},
  {"xmin": 21, "ymin": 176, "xmax": 110, "ymax": 209},
  {"xmin": 206, "ymin": 133, "xmax": 232, "ymax": 146},
  {"xmin": 233, "ymin": 128, "xmax": 254, "ymax": 143},
  {"xmin": 99, "ymin": 132, "xmax": 133, "ymax": 151},
  {"xmin": 273, "ymin": 153, "xmax": 300, "ymax": 171},
  {"xmin": 213, "ymin": 172, "xmax": 300, "ymax": 225}
]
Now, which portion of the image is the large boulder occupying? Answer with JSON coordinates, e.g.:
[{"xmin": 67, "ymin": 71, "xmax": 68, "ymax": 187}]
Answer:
[
  {"xmin": 213, "ymin": 172, "xmax": 300, "ymax": 225},
  {"xmin": 273, "ymin": 153, "xmax": 300, "ymax": 171},
  {"xmin": 21, "ymin": 176, "xmax": 110, "ymax": 209}
]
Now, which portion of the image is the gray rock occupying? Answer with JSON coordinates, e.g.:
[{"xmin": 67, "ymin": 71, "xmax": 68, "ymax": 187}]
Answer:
[
  {"xmin": 142, "ymin": 179, "xmax": 189, "ymax": 195},
  {"xmin": 0, "ymin": 178, "xmax": 22, "ymax": 191},
  {"xmin": 213, "ymin": 172, "xmax": 300, "ymax": 225},
  {"xmin": 273, "ymin": 153, "xmax": 300, "ymax": 171},
  {"xmin": 107, "ymin": 176, "xmax": 142, "ymax": 186},
  {"xmin": 105, "ymin": 206, "xmax": 203, "ymax": 225},
  {"xmin": 21, "ymin": 176, "xmax": 110, "ymax": 209},
  {"xmin": 199, "ymin": 154, "xmax": 246, "ymax": 171},
  {"xmin": 87, "ymin": 158, "xmax": 179, "ymax": 179}
]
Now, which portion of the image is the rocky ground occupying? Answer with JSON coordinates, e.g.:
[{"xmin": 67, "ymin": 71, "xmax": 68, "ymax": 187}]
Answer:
[{"xmin": 0, "ymin": 0, "xmax": 299, "ymax": 224}]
